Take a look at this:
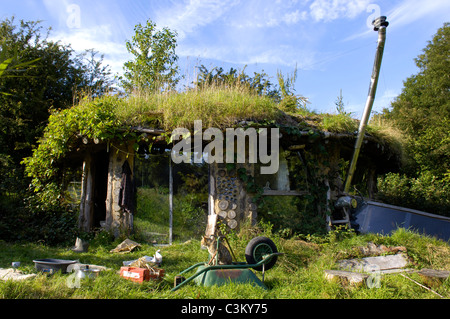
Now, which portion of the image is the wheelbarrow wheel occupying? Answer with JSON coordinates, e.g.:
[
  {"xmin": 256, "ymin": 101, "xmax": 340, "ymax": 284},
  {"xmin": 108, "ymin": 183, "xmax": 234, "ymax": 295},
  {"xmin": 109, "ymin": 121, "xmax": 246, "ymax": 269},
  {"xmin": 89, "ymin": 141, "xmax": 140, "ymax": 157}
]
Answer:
[{"xmin": 245, "ymin": 236, "xmax": 278, "ymax": 271}]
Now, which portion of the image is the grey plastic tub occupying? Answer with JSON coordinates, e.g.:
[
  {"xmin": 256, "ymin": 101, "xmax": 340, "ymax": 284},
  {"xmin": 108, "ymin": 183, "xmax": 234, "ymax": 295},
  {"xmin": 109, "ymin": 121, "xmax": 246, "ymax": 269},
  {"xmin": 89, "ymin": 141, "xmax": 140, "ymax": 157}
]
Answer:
[{"xmin": 33, "ymin": 259, "xmax": 77, "ymax": 273}]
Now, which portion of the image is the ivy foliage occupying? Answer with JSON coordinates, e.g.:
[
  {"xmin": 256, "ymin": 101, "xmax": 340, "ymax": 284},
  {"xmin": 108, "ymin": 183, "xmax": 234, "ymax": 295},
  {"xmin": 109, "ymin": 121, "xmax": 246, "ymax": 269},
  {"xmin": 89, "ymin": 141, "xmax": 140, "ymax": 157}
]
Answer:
[{"xmin": 22, "ymin": 96, "xmax": 122, "ymax": 207}]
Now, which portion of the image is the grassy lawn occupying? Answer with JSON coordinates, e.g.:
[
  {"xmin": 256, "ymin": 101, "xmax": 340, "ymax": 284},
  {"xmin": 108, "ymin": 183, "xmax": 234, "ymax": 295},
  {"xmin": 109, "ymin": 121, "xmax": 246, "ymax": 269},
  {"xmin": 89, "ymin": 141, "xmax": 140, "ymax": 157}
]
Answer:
[{"xmin": 0, "ymin": 227, "xmax": 449, "ymax": 300}]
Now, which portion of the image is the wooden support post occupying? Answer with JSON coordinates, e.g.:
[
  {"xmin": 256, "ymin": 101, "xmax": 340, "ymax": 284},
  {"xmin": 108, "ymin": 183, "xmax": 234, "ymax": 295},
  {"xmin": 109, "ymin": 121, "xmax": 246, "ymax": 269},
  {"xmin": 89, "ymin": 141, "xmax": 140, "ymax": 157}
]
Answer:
[
  {"xmin": 104, "ymin": 141, "xmax": 135, "ymax": 237},
  {"xmin": 169, "ymin": 155, "xmax": 173, "ymax": 245},
  {"xmin": 79, "ymin": 153, "xmax": 94, "ymax": 232}
]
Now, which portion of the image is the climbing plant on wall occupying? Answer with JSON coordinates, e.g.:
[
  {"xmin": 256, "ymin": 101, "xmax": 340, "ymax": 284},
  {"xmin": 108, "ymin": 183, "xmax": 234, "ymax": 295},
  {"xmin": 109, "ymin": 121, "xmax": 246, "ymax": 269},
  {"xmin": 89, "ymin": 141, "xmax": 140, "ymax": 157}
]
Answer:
[
  {"xmin": 22, "ymin": 96, "xmax": 123, "ymax": 209},
  {"xmin": 288, "ymin": 145, "xmax": 330, "ymax": 235}
]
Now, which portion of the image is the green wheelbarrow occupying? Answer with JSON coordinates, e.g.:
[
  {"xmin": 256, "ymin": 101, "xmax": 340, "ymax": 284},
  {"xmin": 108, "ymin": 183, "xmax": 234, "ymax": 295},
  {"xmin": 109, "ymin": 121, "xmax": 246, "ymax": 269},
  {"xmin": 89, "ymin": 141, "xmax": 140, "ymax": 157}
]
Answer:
[{"xmin": 172, "ymin": 236, "xmax": 283, "ymax": 292}]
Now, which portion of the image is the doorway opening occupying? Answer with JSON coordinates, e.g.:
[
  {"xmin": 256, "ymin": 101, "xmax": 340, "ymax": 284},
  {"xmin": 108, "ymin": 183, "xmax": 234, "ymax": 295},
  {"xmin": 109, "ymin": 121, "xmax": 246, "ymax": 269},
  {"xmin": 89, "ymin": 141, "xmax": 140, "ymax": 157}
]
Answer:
[{"xmin": 92, "ymin": 149, "xmax": 109, "ymax": 229}]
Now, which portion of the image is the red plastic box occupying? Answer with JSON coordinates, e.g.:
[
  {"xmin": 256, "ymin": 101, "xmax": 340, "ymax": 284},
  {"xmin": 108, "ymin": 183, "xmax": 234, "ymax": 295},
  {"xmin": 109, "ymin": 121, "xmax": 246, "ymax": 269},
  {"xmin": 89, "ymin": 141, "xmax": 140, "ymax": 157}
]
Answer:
[
  {"xmin": 120, "ymin": 267, "xmax": 149, "ymax": 283},
  {"xmin": 119, "ymin": 266, "xmax": 165, "ymax": 283}
]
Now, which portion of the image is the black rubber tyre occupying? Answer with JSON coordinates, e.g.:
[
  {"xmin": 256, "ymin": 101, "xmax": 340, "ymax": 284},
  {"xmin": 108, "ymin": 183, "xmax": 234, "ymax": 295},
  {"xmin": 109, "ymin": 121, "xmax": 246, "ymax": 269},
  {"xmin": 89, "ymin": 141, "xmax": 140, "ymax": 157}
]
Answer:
[{"xmin": 245, "ymin": 236, "xmax": 278, "ymax": 271}]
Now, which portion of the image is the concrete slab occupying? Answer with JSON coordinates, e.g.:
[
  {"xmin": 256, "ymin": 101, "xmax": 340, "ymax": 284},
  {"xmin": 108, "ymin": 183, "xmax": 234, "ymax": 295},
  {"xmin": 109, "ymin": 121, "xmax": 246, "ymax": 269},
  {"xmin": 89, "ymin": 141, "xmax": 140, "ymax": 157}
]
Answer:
[{"xmin": 337, "ymin": 253, "xmax": 409, "ymax": 272}]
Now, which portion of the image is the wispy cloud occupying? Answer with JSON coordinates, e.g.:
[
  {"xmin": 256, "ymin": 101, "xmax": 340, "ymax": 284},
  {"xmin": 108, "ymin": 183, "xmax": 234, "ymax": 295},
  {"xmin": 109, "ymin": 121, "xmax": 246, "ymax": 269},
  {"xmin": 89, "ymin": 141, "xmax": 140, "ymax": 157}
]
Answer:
[
  {"xmin": 226, "ymin": 0, "xmax": 309, "ymax": 29},
  {"xmin": 309, "ymin": 0, "xmax": 371, "ymax": 22},
  {"xmin": 42, "ymin": 0, "xmax": 71, "ymax": 26},
  {"xmin": 49, "ymin": 25, "xmax": 129, "ymax": 75},
  {"xmin": 153, "ymin": 0, "xmax": 239, "ymax": 39},
  {"xmin": 284, "ymin": 10, "xmax": 309, "ymax": 24},
  {"xmin": 154, "ymin": 0, "xmax": 319, "ymax": 68},
  {"xmin": 344, "ymin": 0, "xmax": 450, "ymax": 41},
  {"xmin": 39, "ymin": 0, "xmax": 450, "ymax": 82},
  {"xmin": 387, "ymin": 0, "xmax": 450, "ymax": 30},
  {"xmin": 154, "ymin": 0, "xmax": 381, "ymax": 69},
  {"xmin": 372, "ymin": 88, "xmax": 398, "ymax": 112},
  {"xmin": 42, "ymin": 0, "xmax": 134, "ymax": 75}
]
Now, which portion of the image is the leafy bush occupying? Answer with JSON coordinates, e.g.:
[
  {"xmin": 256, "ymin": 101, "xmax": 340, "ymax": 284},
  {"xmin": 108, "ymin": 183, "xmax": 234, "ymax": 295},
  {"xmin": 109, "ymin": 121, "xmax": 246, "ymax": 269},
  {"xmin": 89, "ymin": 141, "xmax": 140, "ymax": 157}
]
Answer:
[
  {"xmin": 0, "ymin": 197, "xmax": 78, "ymax": 246},
  {"xmin": 377, "ymin": 172, "xmax": 450, "ymax": 217}
]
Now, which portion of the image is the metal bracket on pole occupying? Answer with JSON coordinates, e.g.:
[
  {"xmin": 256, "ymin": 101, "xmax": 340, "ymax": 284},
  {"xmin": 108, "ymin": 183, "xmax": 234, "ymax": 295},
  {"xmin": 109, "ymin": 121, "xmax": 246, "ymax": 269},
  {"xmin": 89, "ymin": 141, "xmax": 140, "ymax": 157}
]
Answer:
[{"xmin": 343, "ymin": 16, "xmax": 389, "ymax": 194}]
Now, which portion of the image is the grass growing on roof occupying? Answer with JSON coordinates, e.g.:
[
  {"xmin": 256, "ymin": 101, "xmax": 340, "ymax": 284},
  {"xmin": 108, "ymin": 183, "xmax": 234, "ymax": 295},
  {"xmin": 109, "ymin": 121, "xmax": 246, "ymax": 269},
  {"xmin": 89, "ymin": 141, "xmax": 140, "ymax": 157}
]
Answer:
[{"xmin": 115, "ymin": 84, "xmax": 282, "ymax": 130}]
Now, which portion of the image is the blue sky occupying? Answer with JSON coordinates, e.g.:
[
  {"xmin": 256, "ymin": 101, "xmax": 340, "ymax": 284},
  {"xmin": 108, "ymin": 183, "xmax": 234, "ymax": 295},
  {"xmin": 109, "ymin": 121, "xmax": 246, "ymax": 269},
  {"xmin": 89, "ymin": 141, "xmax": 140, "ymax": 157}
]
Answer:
[{"xmin": 3, "ymin": 0, "xmax": 449, "ymax": 117}]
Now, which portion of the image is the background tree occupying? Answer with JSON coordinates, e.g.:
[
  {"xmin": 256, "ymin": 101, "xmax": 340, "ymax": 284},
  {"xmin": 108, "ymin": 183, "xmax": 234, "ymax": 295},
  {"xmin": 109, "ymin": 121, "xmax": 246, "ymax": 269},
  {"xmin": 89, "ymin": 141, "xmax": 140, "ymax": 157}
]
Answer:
[
  {"xmin": 121, "ymin": 19, "xmax": 179, "ymax": 93},
  {"xmin": 76, "ymin": 48, "xmax": 114, "ymax": 99},
  {"xmin": 0, "ymin": 17, "xmax": 112, "ymax": 204},
  {"xmin": 0, "ymin": 17, "xmax": 111, "ymax": 243},
  {"xmin": 376, "ymin": 23, "xmax": 450, "ymax": 216},
  {"xmin": 382, "ymin": 22, "xmax": 449, "ymax": 176}
]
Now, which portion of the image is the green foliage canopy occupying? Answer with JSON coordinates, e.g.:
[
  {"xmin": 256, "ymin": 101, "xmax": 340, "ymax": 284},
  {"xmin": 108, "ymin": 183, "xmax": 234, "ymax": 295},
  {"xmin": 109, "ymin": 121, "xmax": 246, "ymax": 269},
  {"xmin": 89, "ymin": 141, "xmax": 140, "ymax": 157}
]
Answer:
[
  {"xmin": 377, "ymin": 23, "xmax": 450, "ymax": 216},
  {"xmin": 383, "ymin": 22, "xmax": 450, "ymax": 176},
  {"xmin": 0, "ymin": 17, "xmax": 112, "ymax": 196}
]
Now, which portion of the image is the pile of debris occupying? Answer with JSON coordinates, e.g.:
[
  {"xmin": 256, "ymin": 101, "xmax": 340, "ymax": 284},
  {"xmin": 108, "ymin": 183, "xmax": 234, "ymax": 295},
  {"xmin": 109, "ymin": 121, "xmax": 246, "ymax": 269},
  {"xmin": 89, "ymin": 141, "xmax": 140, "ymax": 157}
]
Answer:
[
  {"xmin": 1, "ymin": 238, "xmax": 165, "ymax": 286},
  {"xmin": 324, "ymin": 242, "xmax": 449, "ymax": 297},
  {"xmin": 110, "ymin": 239, "xmax": 165, "ymax": 283}
]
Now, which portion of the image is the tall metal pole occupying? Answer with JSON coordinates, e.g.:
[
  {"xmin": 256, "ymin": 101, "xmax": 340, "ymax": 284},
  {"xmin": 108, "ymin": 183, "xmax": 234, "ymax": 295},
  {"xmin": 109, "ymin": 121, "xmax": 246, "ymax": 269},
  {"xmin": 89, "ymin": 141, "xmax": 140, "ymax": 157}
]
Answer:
[{"xmin": 344, "ymin": 16, "xmax": 389, "ymax": 193}]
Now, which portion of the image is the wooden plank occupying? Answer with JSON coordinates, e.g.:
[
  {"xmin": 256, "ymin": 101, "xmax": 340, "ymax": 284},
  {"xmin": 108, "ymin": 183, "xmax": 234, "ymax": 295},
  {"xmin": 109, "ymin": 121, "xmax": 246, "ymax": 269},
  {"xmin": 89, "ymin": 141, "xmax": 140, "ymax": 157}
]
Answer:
[
  {"xmin": 418, "ymin": 269, "xmax": 450, "ymax": 279},
  {"xmin": 205, "ymin": 214, "xmax": 218, "ymax": 237},
  {"xmin": 418, "ymin": 268, "xmax": 450, "ymax": 288},
  {"xmin": 288, "ymin": 144, "xmax": 305, "ymax": 151},
  {"xmin": 127, "ymin": 126, "xmax": 165, "ymax": 135},
  {"xmin": 332, "ymin": 219, "xmax": 350, "ymax": 224},
  {"xmin": 262, "ymin": 190, "xmax": 309, "ymax": 196},
  {"xmin": 79, "ymin": 153, "xmax": 94, "ymax": 232}
]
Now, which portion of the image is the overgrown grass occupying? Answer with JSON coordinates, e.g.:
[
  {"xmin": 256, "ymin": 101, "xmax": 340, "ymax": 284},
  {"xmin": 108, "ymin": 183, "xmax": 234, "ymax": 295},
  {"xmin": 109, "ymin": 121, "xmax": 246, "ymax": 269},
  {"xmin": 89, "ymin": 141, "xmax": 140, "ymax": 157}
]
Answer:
[
  {"xmin": 367, "ymin": 115, "xmax": 407, "ymax": 163},
  {"xmin": 114, "ymin": 85, "xmax": 282, "ymax": 131},
  {"xmin": 319, "ymin": 113, "xmax": 358, "ymax": 133},
  {"xmin": 103, "ymin": 83, "xmax": 404, "ymax": 147},
  {"xmin": 1, "ymin": 227, "xmax": 449, "ymax": 299}
]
